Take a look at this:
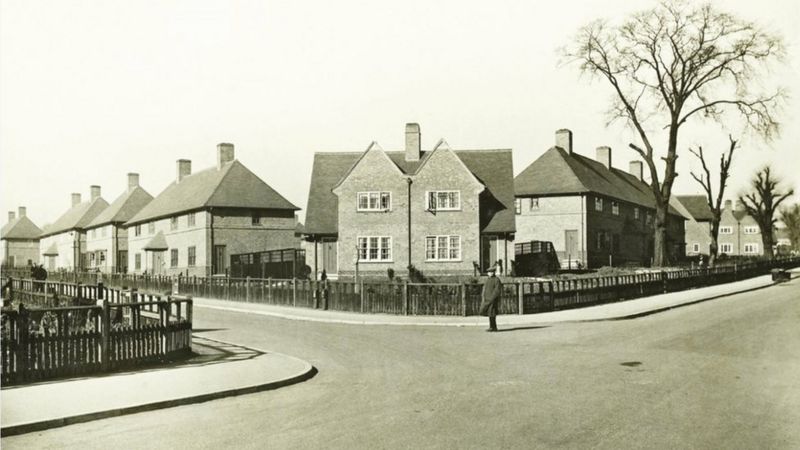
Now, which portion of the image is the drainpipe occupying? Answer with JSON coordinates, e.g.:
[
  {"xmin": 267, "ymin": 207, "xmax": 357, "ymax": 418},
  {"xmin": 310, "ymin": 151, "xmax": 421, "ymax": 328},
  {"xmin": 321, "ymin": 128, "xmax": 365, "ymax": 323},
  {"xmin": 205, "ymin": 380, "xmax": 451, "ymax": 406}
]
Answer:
[
  {"xmin": 407, "ymin": 178, "xmax": 412, "ymax": 273},
  {"xmin": 209, "ymin": 209, "xmax": 215, "ymax": 277}
]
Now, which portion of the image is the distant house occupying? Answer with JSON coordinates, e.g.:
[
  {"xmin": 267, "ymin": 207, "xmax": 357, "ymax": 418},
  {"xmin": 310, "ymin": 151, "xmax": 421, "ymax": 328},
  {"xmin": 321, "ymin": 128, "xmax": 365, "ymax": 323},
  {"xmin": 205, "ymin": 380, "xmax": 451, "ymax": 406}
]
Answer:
[
  {"xmin": 673, "ymin": 195, "xmax": 714, "ymax": 256},
  {"xmin": 717, "ymin": 200, "xmax": 764, "ymax": 256},
  {"xmin": 1, "ymin": 207, "xmax": 43, "ymax": 268},
  {"xmin": 83, "ymin": 173, "xmax": 154, "ymax": 273},
  {"xmin": 39, "ymin": 187, "xmax": 110, "ymax": 271},
  {"xmin": 124, "ymin": 143, "xmax": 299, "ymax": 277},
  {"xmin": 303, "ymin": 123, "xmax": 515, "ymax": 279},
  {"xmin": 514, "ymin": 129, "xmax": 685, "ymax": 269}
]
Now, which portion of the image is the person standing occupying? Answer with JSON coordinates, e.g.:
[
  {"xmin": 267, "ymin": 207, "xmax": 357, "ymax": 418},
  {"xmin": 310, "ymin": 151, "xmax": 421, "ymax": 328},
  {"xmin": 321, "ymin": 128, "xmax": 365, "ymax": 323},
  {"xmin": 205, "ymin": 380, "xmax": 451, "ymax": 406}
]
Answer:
[{"xmin": 479, "ymin": 266, "xmax": 502, "ymax": 332}]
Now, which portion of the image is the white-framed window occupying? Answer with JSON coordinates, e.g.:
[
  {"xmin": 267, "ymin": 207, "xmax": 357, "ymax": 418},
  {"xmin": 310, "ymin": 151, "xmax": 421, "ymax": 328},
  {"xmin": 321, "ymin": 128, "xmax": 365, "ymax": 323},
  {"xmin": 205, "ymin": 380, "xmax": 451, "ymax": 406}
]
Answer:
[
  {"xmin": 357, "ymin": 192, "xmax": 391, "ymax": 211},
  {"xmin": 252, "ymin": 212, "xmax": 261, "ymax": 226},
  {"xmin": 743, "ymin": 226, "xmax": 759, "ymax": 234},
  {"xmin": 170, "ymin": 217, "xmax": 178, "ymax": 230},
  {"xmin": 595, "ymin": 197, "xmax": 603, "ymax": 211},
  {"xmin": 135, "ymin": 225, "xmax": 141, "ymax": 237},
  {"xmin": 611, "ymin": 201, "xmax": 619, "ymax": 215},
  {"xmin": 188, "ymin": 213, "xmax": 196, "ymax": 227},
  {"xmin": 529, "ymin": 198, "xmax": 539, "ymax": 210},
  {"xmin": 188, "ymin": 246, "xmax": 196, "ymax": 266},
  {"xmin": 744, "ymin": 243, "xmax": 759, "ymax": 254},
  {"xmin": 634, "ymin": 207, "xmax": 640, "ymax": 220},
  {"xmin": 514, "ymin": 198, "xmax": 521, "ymax": 215},
  {"xmin": 720, "ymin": 243, "xmax": 733, "ymax": 254},
  {"xmin": 425, "ymin": 235, "xmax": 461, "ymax": 261},
  {"xmin": 719, "ymin": 226, "xmax": 733, "ymax": 234},
  {"xmin": 357, "ymin": 236, "xmax": 392, "ymax": 262},
  {"xmin": 170, "ymin": 249, "xmax": 179, "ymax": 267},
  {"xmin": 427, "ymin": 191, "xmax": 461, "ymax": 211},
  {"xmin": 135, "ymin": 253, "xmax": 141, "ymax": 270},
  {"xmin": 692, "ymin": 243, "xmax": 700, "ymax": 252}
]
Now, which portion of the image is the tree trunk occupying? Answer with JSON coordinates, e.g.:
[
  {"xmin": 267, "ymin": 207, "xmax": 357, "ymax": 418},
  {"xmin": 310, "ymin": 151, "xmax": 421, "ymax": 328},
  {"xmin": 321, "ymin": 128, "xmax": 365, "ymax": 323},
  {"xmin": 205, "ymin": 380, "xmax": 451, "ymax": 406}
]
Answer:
[
  {"xmin": 708, "ymin": 214, "xmax": 721, "ymax": 267},
  {"xmin": 761, "ymin": 230, "xmax": 775, "ymax": 260},
  {"xmin": 653, "ymin": 204, "xmax": 669, "ymax": 267}
]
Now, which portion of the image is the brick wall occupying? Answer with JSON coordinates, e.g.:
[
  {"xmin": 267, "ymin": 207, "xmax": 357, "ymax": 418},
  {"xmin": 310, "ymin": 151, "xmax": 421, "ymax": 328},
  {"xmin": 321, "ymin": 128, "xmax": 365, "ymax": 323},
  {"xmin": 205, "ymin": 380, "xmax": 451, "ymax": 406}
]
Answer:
[
  {"xmin": 39, "ymin": 231, "xmax": 83, "ymax": 270},
  {"xmin": 3, "ymin": 239, "xmax": 40, "ymax": 266},
  {"xmin": 513, "ymin": 195, "xmax": 586, "ymax": 264}
]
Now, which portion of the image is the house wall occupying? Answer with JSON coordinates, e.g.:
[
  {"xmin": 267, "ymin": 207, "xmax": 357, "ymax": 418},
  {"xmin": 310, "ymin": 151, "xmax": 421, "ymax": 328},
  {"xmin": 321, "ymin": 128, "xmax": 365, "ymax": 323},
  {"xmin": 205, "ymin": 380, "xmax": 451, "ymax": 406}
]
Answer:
[
  {"xmin": 717, "ymin": 207, "xmax": 764, "ymax": 256},
  {"xmin": 212, "ymin": 208, "xmax": 299, "ymax": 273},
  {"xmin": 513, "ymin": 195, "xmax": 586, "ymax": 265},
  {"xmin": 39, "ymin": 231, "xmax": 83, "ymax": 270},
  {"xmin": 585, "ymin": 194, "xmax": 654, "ymax": 268},
  {"xmin": 127, "ymin": 211, "xmax": 209, "ymax": 277},
  {"xmin": 85, "ymin": 224, "xmax": 117, "ymax": 272},
  {"xmin": 684, "ymin": 219, "xmax": 711, "ymax": 255},
  {"xmin": 3, "ymin": 239, "xmax": 40, "ymax": 267}
]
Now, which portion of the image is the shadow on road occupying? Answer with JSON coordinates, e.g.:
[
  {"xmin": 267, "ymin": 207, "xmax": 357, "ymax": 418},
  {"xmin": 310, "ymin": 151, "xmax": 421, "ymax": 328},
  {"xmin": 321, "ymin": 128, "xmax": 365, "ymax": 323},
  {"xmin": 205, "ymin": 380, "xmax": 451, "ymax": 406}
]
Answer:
[{"xmin": 494, "ymin": 325, "xmax": 550, "ymax": 333}]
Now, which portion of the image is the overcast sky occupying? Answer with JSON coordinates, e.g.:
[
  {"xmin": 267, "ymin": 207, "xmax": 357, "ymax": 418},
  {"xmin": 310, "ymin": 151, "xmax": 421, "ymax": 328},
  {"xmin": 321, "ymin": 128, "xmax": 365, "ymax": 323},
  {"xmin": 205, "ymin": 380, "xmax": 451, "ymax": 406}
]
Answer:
[{"xmin": 2, "ymin": 0, "xmax": 798, "ymax": 227}]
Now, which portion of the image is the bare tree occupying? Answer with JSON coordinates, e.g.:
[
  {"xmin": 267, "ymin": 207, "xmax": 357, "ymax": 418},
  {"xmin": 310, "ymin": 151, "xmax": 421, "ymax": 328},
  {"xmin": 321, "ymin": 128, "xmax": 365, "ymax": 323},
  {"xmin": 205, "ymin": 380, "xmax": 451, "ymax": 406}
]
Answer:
[
  {"xmin": 739, "ymin": 166, "xmax": 794, "ymax": 259},
  {"xmin": 562, "ymin": 0, "xmax": 785, "ymax": 266},
  {"xmin": 689, "ymin": 136, "xmax": 736, "ymax": 266},
  {"xmin": 780, "ymin": 203, "xmax": 800, "ymax": 252}
]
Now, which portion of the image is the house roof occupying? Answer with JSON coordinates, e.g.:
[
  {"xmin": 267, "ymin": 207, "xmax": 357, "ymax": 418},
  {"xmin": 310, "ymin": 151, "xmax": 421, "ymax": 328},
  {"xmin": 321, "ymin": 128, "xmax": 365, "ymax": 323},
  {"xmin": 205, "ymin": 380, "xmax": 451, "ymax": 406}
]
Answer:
[
  {"xmin": 87, "ymin": 186, "xmax": 154, "ymax": 228},
  {"xmin": 1, "ymin": 216, "xmax": 43, "ymax": 240},
  {"xmin": 40, "ymin": 197, "xmax": 110, "ymax": 238},
  {"xmin": 143, "ymin": 231, "xmax": 168, "ymax": 251},
  {"xmin": 126, "ymin": 160, "xmax": 298, "ymax": 226},
  {"xmin": 43, "ymin": 242, "xmax": 59, "ymax": 256},
  {"xmin": 304, "ymin": 148, "xmax": 515, "ymax": 236},
  {"xmin": 674, "ymin": 195, "xmax": 714, "ymax": 221},
  {"xmin": 515, "ymin": 147, "xmax": 681, "ymax": 215}
]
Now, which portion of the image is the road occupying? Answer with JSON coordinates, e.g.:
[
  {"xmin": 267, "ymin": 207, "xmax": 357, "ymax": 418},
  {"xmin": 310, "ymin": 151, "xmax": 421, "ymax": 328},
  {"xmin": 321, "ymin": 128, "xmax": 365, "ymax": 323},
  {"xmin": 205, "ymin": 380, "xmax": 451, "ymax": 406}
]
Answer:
[{"xmin": 3, "ymin": 279, "xmax": 800, "ymax": 449}]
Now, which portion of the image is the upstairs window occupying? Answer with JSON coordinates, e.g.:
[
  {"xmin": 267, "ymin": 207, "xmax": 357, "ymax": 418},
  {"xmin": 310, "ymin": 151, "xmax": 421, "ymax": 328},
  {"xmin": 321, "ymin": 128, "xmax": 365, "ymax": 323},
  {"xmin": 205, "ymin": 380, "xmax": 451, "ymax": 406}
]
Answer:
[
  {"xmin": 634, "ymin": 207, "xmax": 640, "ymax": 220},
  {"xmin": 188, "ymin": 213, "xmax": 196, "ymax": 227},
  {"xmin": 743, "ymin": 226, "xmax": 759, "ymax": 234},
  {"xmin": 719, "ymin": 226, "xmax": 733, "ymax": 234},
  {"xmin": 595, "ymin": 197, "xmax": 604, "ymax": 212},
  {"xmin": 611, "ymin": 201, "xmax": 619, "ymax": 215},
  {"xmin": 135, "ymin": 225, "xmax": 141, "ymax": 237},
  {"xmin": 170, "ymin": 217, "xmax": 178, "ymax": 231},
  {"xmin": 529, "ymin": 198, "xmax": 539, "ymax": 210},
  {"xmin": 427, "ymin": 191, "xmax": 461, "ymax": 211},
  {"xmin": 515, "ymin": 198, "xmax": 521, "ymax": 215},
  {"xmin": 357, "ymin": 192, "xmax": 391, "ymax": 211},
  {"xmin": 252, "ymin": 212, "xmax": 261, "ymax": 226},
  {"xmin": 357, "ymin": 236, "xmax": 392, "ymax": 261}
]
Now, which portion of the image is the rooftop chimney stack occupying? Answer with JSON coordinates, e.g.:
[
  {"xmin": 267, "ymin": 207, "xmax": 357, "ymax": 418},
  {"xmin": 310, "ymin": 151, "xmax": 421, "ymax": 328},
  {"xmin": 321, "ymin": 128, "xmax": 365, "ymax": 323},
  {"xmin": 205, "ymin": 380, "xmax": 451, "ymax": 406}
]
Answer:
[
  {"xmin": 176, "ymin": 159, "xmax": 192, "ymax": 183},
  {"xmin": 405, "ymin": 123, "xmax": 421, "ymax": 162},
  {"xmin": 90, "ymin": 185, "xmax": 101, "ymax": 200},
  {"xmin": 71, "ymin": 193, "xmax": 82, "ymax": 207},
  {"xmin": 596, "ymin": 146, "xmax": 612, "ymax": 169},
  {"xmin": 127, "ymin": 173, "xmax": 140, "ymax": 190},
  {"xmin": 217, "ymin": 143, "xmax": 235, "ymax": 169},
  {"xmin": 725, "ymin": 200, "xmax": 732, "ymax": 210},
  {"xmin": 629, "ymin": 161, "xmax": 644, "ymax": 181},
  {"xmin": 7, "ymin": 211, "xmax": 15, "ymax": 223},
  {"xmin": 555, "ymin": 129, "xmax": 573, "ymax": 154},
  {"xmin": 18, "ymin": 207, "xmax": 26, "ymax": 218}
]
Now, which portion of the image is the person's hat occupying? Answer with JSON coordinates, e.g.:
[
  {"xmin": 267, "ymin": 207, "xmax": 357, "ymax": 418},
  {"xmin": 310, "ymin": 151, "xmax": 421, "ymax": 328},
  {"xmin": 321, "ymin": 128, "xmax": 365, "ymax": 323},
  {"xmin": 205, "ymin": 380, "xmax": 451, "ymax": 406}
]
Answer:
[{"xmin": 486, "ymin": 266, "xmax": 497, "ymax": 273}]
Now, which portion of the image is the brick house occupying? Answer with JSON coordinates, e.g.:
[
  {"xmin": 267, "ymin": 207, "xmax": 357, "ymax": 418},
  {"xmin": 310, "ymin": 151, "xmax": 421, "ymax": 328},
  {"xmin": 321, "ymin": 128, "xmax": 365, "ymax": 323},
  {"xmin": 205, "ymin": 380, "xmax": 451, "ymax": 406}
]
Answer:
[
  {"xmin": 514, "ymin": 129, "xmax": 685, "ymax": 269},
  {"xmin": 716, "ymin": 200, "xmax": 764, "ymax": 256},
  {"xmin": 38, "ymin": 187, "xmax": 110, "ymax": 271},
  {"xmin": 673, "ymin": 195, "xmax": 714, "ymax": 256},
  {"xmin": 1, "ymin": 207, "xmax": 42, "ymax": 268},
  {"xmin": 302, "ymin": 123, "xmax": 515, "ymax": 279},
  {"xmin": 124, "ymin": 143, "xmax": 299, "ymax": 277},
  {"xmin": 83, "ymin": 173, "xmax": 154, "ymax": 273}
]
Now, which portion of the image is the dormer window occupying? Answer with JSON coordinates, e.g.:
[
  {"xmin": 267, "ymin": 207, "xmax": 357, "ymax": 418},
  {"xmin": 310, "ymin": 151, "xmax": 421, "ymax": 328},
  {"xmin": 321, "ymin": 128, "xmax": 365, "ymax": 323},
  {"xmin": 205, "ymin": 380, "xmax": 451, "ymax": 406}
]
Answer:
[
  {"xmin": 427, "ymin": 191, "xmax": 460, "ymax": 211},
  {"xmin": 357, "ymin": 192, "xmax": 391, "ymax": 212}
]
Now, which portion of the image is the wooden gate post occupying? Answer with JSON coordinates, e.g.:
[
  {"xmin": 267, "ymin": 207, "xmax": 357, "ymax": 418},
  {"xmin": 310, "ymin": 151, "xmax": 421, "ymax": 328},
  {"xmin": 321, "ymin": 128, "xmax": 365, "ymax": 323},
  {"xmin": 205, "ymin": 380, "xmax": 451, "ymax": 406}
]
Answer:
[
  {"xmin": 18, "ymin": 304, "xmax": 29, "ymax": 380},
  {"xmin": 359, "ymin": 281, "xmax": 364, "ymax": 313},
  {"xmin": 246, "ymin": 276, "xmax": 251, "ymax": 303},
  {"xmin": 293, "ymin": 278, "xmax": 297, "ymax": 307},
  {"xmin": 101, "ymin": 298, "xmax": 110, "ymax": 371},
  {"xmin": 461, "ymin": 283, "xmax": 468, "ymax": 317},
  {"xmin": 517, "ymin": 282, "xmax": 524, "ymax": 315},
  {"xmin": 403, "ymin": 281, "xmax": 409, "ymax": 315}
]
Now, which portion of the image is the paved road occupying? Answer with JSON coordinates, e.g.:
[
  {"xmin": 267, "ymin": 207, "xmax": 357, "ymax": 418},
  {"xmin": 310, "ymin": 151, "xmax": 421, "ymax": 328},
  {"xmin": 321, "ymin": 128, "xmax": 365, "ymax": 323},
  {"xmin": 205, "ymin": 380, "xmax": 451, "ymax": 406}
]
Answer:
[{"xmin": 4, "ymin": 279, "xmax": 800, "ymax": 449}]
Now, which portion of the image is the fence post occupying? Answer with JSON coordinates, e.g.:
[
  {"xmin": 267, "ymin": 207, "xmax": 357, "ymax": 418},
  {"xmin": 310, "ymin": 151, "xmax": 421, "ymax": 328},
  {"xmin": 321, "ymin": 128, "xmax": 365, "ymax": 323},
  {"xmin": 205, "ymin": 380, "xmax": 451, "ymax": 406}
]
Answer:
[
  {"xmin": 293, "ymin": 278, "xmax": 297, "ymax": 307},
  {"xmin": 97, "ymin": 281, "xmax": 104, "ymax": 300},
  {"xmin": 517, "ymin": 282, "xmax": 524, "ymax": 315},
  {"xmin": 101, "ymin": 298, "xmax": 110, "ymax": 371},
  {"xmin": 267, "ymin": 278, "xmax": 272, "ymax": 303},
  {"xmin": 461, "ymin": 283, "xmax": 468, "ymax": 316},
  {"xmin": 359, "ymin": 281, "xmax": 364, "ymax": 313},
  {"xmin": 661, "ymin": 271, "xmax": 668, "ymax": 293},
  {"xmin": 548, "ymin": 281, "xmax": 555, "ymax": 311},
  {"xmin": 403, "ymin": 281, "xmax": 409, "ymax": 315},
  {"xmin": 246, "ymin": 276, "xmax": 251, "ymax": 303},
  {"xmin": 18, "ymin": 304, "xmax": 29, "ymax": 380}
]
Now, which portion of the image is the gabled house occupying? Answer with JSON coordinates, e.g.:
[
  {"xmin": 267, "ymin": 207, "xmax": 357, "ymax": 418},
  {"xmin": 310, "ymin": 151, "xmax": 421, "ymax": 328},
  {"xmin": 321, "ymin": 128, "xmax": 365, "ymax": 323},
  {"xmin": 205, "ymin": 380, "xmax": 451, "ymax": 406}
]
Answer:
[
  {"xmin": 717, "ymin": 200, "xmax": 764, "ymax": 256},
  {"xmin": 514, "ymin": 129, "xmax": 685, "ymax": 269},
  {"xmin": 303, "ymin": 123, "xmax": 515, "ymax": 279},
  {"xmin": 83, "ymin": 173, "xmax": 154, "ymax": 273},
  {"xmin": 124, "ymin": 143, "xmax": 300, "ymax": 277},
  {"xmin": 674, "ymin": 195, "xmax": 714, "ymax": 256},
  {"xmin": 39, "ymin": 186, "xmax": 110, "ymax": 271},
  {"xmin": 1, "ymin": 207, "xmax": 43, "ymax": 268}
]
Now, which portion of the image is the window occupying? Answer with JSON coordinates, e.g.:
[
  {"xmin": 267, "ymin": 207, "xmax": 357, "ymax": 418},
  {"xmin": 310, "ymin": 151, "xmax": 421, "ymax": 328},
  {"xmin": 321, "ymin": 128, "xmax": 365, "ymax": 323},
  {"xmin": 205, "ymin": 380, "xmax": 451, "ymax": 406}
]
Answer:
[
  {"xmin": 252, "ymin": 212, "xmax": 261, "ymax": 226},
  {"xmin": 611, "ymin": 201, "xmax": 619, "ymax": 215},
  {"xmin": 427, "ymin": 191, "xmax": 460, "ymax": 211},
  {"xmin": 720, "ymin": 243, "xmax": 733, "ymax": 254},
  {"xmin": 357, "ymin": 236, "xmax": 392, "ymax": 261},
  {"xmin": 634, "ymin": 207, "xmax": 640, "ymax": 219},
  {"xmin": 135, "ymin": 225, "xmax": 141, "ymax": 237},
  {"xmin": 188, "ymin": 246, "xmax": 196, "ymax": 267},
  {"xmin": 425, "ymin": 235, "xmax": 461, "ymax": 261},
  {"xmin": 529, "ymin": 198, "xmax": 539, "ymax": 210},
  {"xmin": 744, "ymin": 243, "xmax": 759, "ymax": 254},
  {"xmin": 515, "ymin": 198, "xmax": 521, "ymax": 215},
  {"xmin": 719, "ymin": 226, "xmax": 733, "ymax": 234},
  {"xmin": 595, "ymin": 231, "xmax": 606, "ymax": 251},
  {"xmin": 595, "ymin": 197, "xmax": 603, "ymax": 211},
  {"xmin": 170, "ymin": 249, "xmax": 178, "ymax": 267},
  {"xmin": 692, "ymin": 243, "xmax": 700, "ymax": 252},
  {"xmin": 646, "ymin": 212, "xmax": 652, "ymax": 225},
  {"xmin": 148, "ymin": 222, "xmax": 155, "ymax": 234},
  {"xmin": 101, "ymin": 226, "xmax": 107, "ymax": 237},
  {"xmin": 743, "ymin": 226, "xmax": 759, "ymax": 234},
  {"xmin": 357, "ymin": 192, "xmax": 391, "ymax": 211},
  {"xmin": 98, "ymin": 251, "xmax": 106, "ymax": 265},
  {"xmin": 135, "ymin": 253, "xmax": 141, "ymax": 270},
  {"xmin": 188, "ymin": 213, "xmax": 196, "ymax": 227},
  {"xmin": 170, "ymin": 217, "xmax": 178, "ymax": 231}
]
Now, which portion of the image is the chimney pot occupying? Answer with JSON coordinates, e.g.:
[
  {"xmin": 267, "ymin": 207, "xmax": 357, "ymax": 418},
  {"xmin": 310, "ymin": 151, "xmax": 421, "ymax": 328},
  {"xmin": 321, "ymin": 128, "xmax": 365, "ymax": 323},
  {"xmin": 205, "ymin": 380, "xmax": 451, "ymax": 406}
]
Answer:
[
  {"xmin": 596, "ymin": 146, "xmax": 612, "ymax": 169},
  {"xmin": 127, "ymin": 173, "xmax": 140, "ymax": 189},
  {"xmin": 176, "ymin": 159, "xmax": 192, "ymax": 183},
  {"xmin": 555, "ymin": 129, "xmax": 573, "ymax": 154},
  {"xmin": 217, "ymin": 143, "xmax": 235, "ymax": 169},
  {"xmin": 629, "ymin": 161, "xmax": 644, "ymax": 181},
  {"xmin": 8, "ymin": 211, "xmax": 15, "ymax": 222},
  {"xmin": 90, "ymin": 185, "xmax": 101, "ymax": 200},
  {"xmin": 18, "ymin": 206, "xmax": 26, "ymax": 218},
  {"xmin": 405, "ymin": 123, "xmax": 421, "ymax": 162},
  {"xmin": 71, "ymin": 193, "xmax": 82, "ymax": 207}
]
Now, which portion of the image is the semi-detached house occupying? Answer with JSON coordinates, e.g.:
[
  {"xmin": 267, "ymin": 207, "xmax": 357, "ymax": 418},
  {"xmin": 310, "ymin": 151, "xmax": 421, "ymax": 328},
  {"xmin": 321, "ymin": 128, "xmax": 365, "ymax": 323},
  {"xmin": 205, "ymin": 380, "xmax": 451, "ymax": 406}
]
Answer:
[
  {"xmin": 303, "ymin": 123, "xmax": 516, "ymax": 279},
  {"xmin": 1, "ymin": 207, "xmax": 43, "ymax": 267},
  {"xmin": 124, "ymin": 143, "xmax": 300, "ymax": 277}
]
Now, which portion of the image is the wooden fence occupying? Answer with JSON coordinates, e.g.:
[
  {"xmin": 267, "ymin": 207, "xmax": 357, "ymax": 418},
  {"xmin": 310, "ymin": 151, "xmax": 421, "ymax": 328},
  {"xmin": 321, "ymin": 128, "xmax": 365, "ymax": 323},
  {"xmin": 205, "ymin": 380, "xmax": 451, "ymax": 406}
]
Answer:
[{"xmin": 1, "ymin": 280, "xmax": 192, "ymax": 385}]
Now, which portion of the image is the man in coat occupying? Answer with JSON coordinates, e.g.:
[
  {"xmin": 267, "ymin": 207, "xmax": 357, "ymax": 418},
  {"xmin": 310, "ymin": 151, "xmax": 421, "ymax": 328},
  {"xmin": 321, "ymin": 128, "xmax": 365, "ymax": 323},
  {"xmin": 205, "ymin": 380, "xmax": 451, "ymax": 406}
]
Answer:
[{"xmin": 479, "ymin": 266, "xmax": 502, "ymax": 332}]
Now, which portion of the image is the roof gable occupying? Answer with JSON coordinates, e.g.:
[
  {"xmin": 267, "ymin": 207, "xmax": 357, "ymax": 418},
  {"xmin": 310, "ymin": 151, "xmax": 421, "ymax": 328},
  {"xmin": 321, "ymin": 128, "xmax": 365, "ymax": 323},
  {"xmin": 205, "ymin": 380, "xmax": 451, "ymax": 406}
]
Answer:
[
  {"xmin": 41, "ymin": 197, "xmax": 110, "ymax": 237},
  {"xmin": 87, "ymin": 186, "xmax": 154, "ymax": 228},
  {"xmin": 413, "ymin": 139, "xmax": 484, "ymax": 192},
  {"xmin": 332, "ymin": 142, "xmax": 405, "ymax": 193},
  {"xmin": 515, "ymin": 147, "xmax": 587, "ymax": 196},
  {"xmin": 1, "ymin": 216, "xmax": 43, "ymax": 240}
]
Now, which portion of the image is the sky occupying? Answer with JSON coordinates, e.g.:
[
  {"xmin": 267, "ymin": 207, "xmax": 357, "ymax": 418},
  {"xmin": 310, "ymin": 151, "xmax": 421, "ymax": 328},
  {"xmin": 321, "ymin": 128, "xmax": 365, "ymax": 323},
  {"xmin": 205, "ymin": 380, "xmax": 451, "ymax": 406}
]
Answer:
[{"xmin": 1, "ymin": 0, "xmax": 799, "ymax": 228}]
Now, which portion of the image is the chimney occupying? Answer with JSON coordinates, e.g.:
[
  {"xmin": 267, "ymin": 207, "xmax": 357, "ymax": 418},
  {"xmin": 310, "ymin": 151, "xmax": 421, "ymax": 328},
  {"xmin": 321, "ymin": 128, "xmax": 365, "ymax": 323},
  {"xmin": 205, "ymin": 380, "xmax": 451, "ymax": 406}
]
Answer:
[
  {"xmin": 217, "ymin": 143, "xmax": 235, "ymax": 169},
  {"xmin": 405, "ymin": 123, "xmax": 421, "ymax": 162},
  {"xmin": 90, "ymin": 185, "xmax": 101, "ymax": 200},
  {"xmin": 176, "ymin": 159, "xmax": 192, "ymax": 183},
  {"xmin": 736, "ymin": 199, "xmax": 744, "ymax": 211},
  {"xmin": 7, "ymin": 211, "xmax": 15, "ymax": 223},
  {"xmin": 127, "ymin": 173, "xmax": 140, "ymax": 190},
  {"xmin": 725, "ymin": 200, "xmax": 732, "ymax": 210},
  {"xmin": 596, "ymin": 146, "xmax": 612, "ymax": 169},
  {"xmin": 18, "ymin": 206, "xmax": 26, "ymax": 218},
  {"xmin": 555, "ymin": 129, "xmax": 573, "ymax": 154},
  {"xmin": 629, "ymin": 161, "xmax": 643, "ymax": 181},
  {"xmin": 71, "ymin": 193, "xmax": 82, "ymax": 207}
]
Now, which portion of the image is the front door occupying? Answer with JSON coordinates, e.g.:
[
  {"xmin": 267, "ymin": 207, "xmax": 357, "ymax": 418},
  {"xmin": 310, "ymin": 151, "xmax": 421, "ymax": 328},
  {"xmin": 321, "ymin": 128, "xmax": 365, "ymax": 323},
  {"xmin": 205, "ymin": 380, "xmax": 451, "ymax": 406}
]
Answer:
[
  {"xmin": 565, "ymin": 229, "xmax": 579, "ymax": 261},
  {"xmin": 213, "ymin": 245, "xmax": 227, "ymax": 275},
  {"xmin": 322, "ymin": 240, "xmax": 337, "ymax": 275},
  {"xmin": 481, "ymin": 236, "xmax": 499, "ymax": 272},
  {"xmin": 151, "ymin": 251, "xmax": 165, "ymax": 275},
  {"xmin": 117, "ymin": 250, "xmax": 128, "ymax": 273}
]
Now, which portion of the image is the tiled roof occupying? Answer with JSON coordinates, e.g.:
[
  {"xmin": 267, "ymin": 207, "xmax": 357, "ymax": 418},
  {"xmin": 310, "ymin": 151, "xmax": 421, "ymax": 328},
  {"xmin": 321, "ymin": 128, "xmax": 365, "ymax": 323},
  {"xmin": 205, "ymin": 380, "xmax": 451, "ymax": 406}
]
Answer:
[
  {"xmin": 304, "ymin": 148, "xmax": 516, "ymax": 236},
  {"xmin": 674, "ymin": 195, "xmax": 714, "ymax": 221},
  {"xmin": 1, "ymin": 216, "xmax": 43, "ymax": 240},
  {"xmin": 87, "ymin": 186, "xmax": 154, "ymax": 228},
  {"xmin": 126, "ymin": 160, "xmax": 298, "ymax": 226},
  {"xmin": 40, "ymin": 197, "xmax": 110, "ymax": 238},
  {"xmin": 515, "ymin": 147, "xmax": 681, "ymax": 215}
]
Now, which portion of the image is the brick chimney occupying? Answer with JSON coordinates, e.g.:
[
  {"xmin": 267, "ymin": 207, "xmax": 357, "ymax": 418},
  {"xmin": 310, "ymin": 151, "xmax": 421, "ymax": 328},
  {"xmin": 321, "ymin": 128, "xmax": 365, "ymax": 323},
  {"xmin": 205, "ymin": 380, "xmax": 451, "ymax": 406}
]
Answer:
[
  {"xmin": 7, "ymin": 211, "xmax": 15, "ymax": 223},
  {"xmin": 555, "ymin": 129, "xmax": 573, "ymax": 154},
  {"xmin": 176, "ymin": 159, "xmax": 191, "ymax": 183},
  {"xmin": 725, "ymin": 200, "xmax": 732, "ymax": 210},
  {"xmin": 90, "ymin": 185, "xmax": 101, "ymax": 200},
  {"xmin": 18, "ymin": 206, "xmax": 26, "ymax": 218},
  {"xmin": 217, "ymin": 143, "xmax": 235, "ymax": 169},
  {"xmin": 405, "ymin": 123, "xmax": 421, "ymax": 162},
  {"xmin": 71, "ymin": 193, "xmax": 82, "ymax": 207},
  {"xmin": 629, "ymin": 161, "xmax": 643, "ymax": 181},
  {"xmin": 127, "ymin": 173, "xmax": 140, "ymax": 190},
  {"xmin": 596, "ymin": 146, "xmax": 612, "ymax": 169}
]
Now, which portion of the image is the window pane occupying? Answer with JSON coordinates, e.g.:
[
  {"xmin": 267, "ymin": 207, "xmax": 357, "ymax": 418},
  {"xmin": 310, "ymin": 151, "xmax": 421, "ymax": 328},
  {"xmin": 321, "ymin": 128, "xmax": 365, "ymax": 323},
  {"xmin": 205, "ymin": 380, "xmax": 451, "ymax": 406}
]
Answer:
[
  {"xmin": 437, "ymin": 236, "xmax": 448, "ymax": 259},
  {"xmin": 449, "ymin": 236, "xmax": 460, "ymax": 259},
  {"xmin": 380, "ymin": 193, "xmax": 390, "ymax": 209},
  {"xmin": 369, "ymin": 237, "xmax": 378, "ymax": 259},
  {"xmin": 358, "ymin": 194, "xmax": 368, "ymax": 209},
  {"xmin": 381, "ymin": 237, "xmax": 390, "ymax": 260},
  {"xmin": 369, "ymin": 193, "xmax": 379, "ymax": 209},
  {"xmin": 426, "ymin": 237, "xmax": 436, "ymax": 259},
  {"xmin": 437, "ymin": 192, "xmax": 447, "ymax": 208}
]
